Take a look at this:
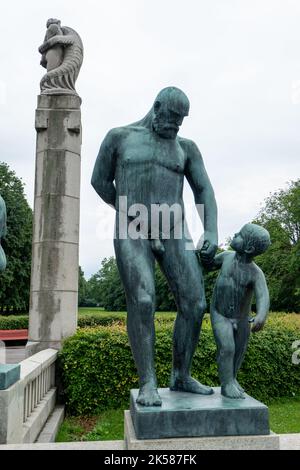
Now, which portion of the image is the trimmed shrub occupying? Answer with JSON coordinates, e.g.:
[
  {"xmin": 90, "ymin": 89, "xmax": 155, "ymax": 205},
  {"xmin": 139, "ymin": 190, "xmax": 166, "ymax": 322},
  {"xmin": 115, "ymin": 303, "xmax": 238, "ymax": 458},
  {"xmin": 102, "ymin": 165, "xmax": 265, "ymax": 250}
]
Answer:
[
  {"xmin": 0, "ymin": 315, "xmax": 28, "ymax": 330},
  {"xmin": 77, "ymin": 311, "xmax": 177, "ymax": 328},
  {"xmin": 0, "ymin": 311, "xmax": 177, "ymax": 330},
  {"xmin": 59, "ymin": 314, "xmax": 300, "ymax": 415}
]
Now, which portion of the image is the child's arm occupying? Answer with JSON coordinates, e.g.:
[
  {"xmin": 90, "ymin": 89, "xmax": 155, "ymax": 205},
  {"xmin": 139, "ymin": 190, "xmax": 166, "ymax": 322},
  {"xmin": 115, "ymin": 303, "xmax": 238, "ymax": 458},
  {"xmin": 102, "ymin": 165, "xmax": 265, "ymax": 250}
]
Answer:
[
  {"xmin": 252, "ymin": 267, "xmax": 270, "ymax": 332},
  {"xmin": 200, "ymin": 251, "xmax": 228, "ymax": 271}
]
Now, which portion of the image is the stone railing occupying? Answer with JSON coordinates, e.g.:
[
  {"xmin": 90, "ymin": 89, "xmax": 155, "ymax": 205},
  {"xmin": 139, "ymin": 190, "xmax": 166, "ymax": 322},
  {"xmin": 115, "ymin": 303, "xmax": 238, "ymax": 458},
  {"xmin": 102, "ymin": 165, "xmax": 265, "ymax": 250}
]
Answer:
[{"xmin": 0, "ymin": 349, "xmax": 58, "ymax": 444}]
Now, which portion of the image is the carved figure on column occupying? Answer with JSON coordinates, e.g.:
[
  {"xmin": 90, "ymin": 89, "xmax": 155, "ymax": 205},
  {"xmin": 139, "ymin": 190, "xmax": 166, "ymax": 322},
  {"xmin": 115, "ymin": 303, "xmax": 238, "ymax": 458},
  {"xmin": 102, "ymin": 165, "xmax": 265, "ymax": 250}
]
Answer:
[{"xmin": 39, "ymin": 18, "xmax": 83, "ymax": 96}]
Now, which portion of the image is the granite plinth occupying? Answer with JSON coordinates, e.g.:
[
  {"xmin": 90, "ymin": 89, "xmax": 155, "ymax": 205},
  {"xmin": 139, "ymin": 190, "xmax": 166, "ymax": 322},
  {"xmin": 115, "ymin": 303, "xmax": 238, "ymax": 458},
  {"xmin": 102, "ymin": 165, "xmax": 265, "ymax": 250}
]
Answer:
[
  {"xmin": 130, "ymin": 387, "xmax": 270, "ymax": 440},
  {"xmin": 0, "ymin": 364, "xmax": 20, "ymax": 390},
  {"xmin": 125, "ymin": 411, "xmax": 279, "ymax": 450}
]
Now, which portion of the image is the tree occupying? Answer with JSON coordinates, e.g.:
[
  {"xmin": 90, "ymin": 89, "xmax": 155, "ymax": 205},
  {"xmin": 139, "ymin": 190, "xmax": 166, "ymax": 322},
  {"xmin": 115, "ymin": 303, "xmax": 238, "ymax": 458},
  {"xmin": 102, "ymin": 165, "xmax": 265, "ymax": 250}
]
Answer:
[
  {"xmin": 0, "ymin": 162, "xmax": 33, "ymax": 313},
  {"xmin": 88, "ymin": 257, "xmax": 126, "ymax": 311},
  {"xmin": 78, "ymin": 266, "xmax": 98, "ymax": 307},
  {"xmin": 254, "ymin": 180, "xmax": 300, "ymax": 312}
]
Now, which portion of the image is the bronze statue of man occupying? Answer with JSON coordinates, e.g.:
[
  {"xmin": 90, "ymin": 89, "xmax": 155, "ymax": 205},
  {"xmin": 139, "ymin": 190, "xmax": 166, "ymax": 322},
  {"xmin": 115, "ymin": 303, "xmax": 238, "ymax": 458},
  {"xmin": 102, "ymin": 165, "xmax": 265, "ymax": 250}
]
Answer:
[{"xmin": 92, "ymin": 87, "xmax": 218, "ymax": 406}]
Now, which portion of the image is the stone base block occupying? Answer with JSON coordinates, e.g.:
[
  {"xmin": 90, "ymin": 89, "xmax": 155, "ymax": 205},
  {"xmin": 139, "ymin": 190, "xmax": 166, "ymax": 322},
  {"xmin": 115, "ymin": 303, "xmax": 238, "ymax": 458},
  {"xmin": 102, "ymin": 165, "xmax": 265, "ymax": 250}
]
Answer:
[
  {"xmin": 0, "ymin": 364, "xmax": 20, "ymax": 390},
  {"xmin": 124, "ymin": 411, "xmax": 280, "ymax": 450},
  {"xmin": 130, "ymin": 388, "xmax": 270, "ymax": 440}
]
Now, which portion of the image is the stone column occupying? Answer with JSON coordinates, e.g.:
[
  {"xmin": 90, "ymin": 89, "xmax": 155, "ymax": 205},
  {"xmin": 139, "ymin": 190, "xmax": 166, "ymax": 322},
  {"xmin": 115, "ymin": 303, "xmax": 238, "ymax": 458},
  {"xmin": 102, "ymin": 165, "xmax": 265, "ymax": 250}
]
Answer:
[{"xmin": 26, "ymin": 94, "xmax": 81, "ymax": 353}]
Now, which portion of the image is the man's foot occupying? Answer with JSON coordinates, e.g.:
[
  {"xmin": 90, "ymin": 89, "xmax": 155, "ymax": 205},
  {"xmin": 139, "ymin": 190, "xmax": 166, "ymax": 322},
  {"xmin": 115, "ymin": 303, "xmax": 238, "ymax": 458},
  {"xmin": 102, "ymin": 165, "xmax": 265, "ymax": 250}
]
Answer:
[
  {"xmin": 234, "ymin": 379, "xmax": 245, "ymax": 393},
  {"xmin": 136, "ymin": 384, "xmax": 162, "ymax": 406},
  {"xmin": 170, "ymin": 376, "xmax": 214, "ymax": 395},
  {"xmin": 221, "ymin": 382, "xmax": 245, "ymax": 399}
]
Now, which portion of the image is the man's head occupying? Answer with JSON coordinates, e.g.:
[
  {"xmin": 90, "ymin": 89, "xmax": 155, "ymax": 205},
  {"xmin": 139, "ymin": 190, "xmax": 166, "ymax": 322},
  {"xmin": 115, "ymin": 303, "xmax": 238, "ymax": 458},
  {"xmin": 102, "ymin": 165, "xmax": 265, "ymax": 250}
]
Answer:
[
  {"xmin": 231, "ymin": 223, "xmax": 271, "ymax": 257},
  {"xmin": 152, "ymin": 87, "xmax": 190, "ymax": 139}
]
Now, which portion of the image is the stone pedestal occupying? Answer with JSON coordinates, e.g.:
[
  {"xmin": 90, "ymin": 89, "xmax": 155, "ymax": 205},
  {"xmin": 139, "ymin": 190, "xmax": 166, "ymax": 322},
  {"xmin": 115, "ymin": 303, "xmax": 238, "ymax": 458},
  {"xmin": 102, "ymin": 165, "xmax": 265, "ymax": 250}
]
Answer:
[
  {"xmin": 130, "ymin": 387, "xmax": 270, "ymax": 440},
  {"xmin": 0, "ymin": 379, "xmax": 24, "ymax": 444},
  {"xmin": 26, "ymin": 94, "xmax": 82, "ymax": 354},
  {"xmin": 124, "ymin": 411, "xmax": 280, "ymax": 450},
  {"xmin": 0, "ymin": 364, "xmax": 20, "ymax": 390}
]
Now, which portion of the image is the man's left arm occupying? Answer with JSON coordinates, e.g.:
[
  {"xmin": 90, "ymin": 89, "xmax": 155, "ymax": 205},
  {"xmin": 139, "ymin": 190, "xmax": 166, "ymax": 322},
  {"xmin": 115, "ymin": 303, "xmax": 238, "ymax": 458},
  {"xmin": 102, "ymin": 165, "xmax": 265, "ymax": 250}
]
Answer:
[{"xmin": 184, "ymin": 139, "xmax": 218, "ymax": 262}]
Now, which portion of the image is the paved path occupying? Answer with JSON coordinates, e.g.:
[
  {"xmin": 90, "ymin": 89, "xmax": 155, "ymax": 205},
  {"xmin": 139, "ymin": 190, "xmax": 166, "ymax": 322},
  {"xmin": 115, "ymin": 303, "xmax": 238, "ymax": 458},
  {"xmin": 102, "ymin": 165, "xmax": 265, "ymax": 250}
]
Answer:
[{"xmin": 4, "ymin": 346, "xmax": 26, "ymax": 364}]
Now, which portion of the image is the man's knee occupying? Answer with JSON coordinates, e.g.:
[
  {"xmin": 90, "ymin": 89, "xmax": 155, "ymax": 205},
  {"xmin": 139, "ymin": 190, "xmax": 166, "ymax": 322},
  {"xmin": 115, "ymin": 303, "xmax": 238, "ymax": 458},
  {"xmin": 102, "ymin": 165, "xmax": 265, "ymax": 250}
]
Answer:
[
  {"xmin": 179, "ymin": 297, "xmax": 206, "ymax": 321},
  {"xmin": 129, "ymin": 290, "xmax": 155, "ymax": 320}
]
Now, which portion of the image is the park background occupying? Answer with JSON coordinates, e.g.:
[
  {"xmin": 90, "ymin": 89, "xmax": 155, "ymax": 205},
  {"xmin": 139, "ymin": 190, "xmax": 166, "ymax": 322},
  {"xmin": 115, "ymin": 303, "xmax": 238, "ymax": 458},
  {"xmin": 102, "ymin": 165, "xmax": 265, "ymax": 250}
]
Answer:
[{"xmin": 0, "ymin": 0, "xmax": 299, "ymax": 441}]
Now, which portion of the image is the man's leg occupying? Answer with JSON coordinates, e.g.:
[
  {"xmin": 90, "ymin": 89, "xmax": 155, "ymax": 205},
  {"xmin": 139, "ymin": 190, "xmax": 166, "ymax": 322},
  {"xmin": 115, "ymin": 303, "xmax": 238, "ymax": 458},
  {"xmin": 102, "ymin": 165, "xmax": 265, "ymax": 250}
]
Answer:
[
  {"xmin": 158, "ymin": 236, "xmax": 212, "ymax": 394},
  {"xmin": 114, "ymin": 236, "xmax": 161, "ymax": 406},
  {"xmin": 211, "ymin": 310, "xmax": 244, "ymax": 398}
]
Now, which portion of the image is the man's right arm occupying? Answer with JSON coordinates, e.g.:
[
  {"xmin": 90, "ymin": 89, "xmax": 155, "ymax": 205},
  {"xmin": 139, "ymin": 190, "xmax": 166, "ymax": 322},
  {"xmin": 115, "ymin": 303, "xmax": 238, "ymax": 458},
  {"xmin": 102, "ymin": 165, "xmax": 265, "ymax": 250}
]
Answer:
[{"xmin": 91, "ymin": 129, "xmax": 118, "ymax": 208}]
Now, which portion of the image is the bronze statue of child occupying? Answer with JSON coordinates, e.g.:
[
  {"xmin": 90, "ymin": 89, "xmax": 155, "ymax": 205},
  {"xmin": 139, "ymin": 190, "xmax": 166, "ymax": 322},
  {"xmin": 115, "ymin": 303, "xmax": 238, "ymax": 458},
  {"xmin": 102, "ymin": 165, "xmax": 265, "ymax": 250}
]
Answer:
[{"xmin": 203, "ymin": 223, "xmax": 271, "ymax": 399}]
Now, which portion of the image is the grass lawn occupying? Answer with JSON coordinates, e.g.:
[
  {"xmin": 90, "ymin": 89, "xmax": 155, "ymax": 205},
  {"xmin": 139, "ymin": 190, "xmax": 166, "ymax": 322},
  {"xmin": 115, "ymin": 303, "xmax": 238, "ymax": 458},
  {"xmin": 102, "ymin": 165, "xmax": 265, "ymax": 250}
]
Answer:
[
  {"xmin": 78, "ymin": 307, "xmax": 105, "ymax": 315},
  {"xmin": 56, "ymin": 396, "xmax": 300, "ymax": 442},
  {"xmin": 56, "ymin": 409, "xmax": 124, "ymax": 442},
  {"xmin": 268, "ymin": 396, "xmax": 300, "ymax": 434}
]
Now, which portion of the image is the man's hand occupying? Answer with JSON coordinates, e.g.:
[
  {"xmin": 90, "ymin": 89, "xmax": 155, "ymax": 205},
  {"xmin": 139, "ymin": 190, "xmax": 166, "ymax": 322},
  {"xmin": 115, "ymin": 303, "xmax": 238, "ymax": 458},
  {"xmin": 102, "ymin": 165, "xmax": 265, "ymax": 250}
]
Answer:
[
  {"xmin": 199, "ymin": 234, "xmax": 218, "ymax": 265},
  {"xmin": 251, "ymin": 315, "xmax": 266, "ymax": 333}
]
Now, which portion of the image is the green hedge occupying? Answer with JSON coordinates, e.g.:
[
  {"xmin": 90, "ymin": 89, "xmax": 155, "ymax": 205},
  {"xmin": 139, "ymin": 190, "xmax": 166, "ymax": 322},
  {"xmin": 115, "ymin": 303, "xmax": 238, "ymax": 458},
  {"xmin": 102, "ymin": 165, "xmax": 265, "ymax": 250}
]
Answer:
[
  {"xmin": 1, "ymin": 310, "xmax": 297, "ymax": 330},
  {"xmin": 58, "ymin": 315, "xmax": 300, "ymax": 415},
  {"xmin": 0, "ymin": 315, "xmax": 28, "ymax": 330},
  {"xmin": 0, "ymin": 311, "xmax": 178, "ymax": 330}
]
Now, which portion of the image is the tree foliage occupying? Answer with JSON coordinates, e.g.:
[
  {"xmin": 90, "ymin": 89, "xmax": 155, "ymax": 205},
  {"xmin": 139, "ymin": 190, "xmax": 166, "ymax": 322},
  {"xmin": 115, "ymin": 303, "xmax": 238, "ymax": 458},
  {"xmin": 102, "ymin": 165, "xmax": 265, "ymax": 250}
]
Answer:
[
  {"xmin": 0, "ymin": 162, "xmax": 32, "ymax": 313},
  {"xmin": 254, "ymin": 180, "xmax": 300, "ymax": 312}
]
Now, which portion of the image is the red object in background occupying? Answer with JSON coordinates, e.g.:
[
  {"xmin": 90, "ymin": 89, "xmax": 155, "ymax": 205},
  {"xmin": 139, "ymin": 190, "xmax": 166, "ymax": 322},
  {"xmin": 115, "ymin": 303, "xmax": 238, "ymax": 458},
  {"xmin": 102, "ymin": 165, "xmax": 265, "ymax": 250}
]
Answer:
[{"xmin": 0, "ymin": 329, "xmax": 28, "ymax": 341}]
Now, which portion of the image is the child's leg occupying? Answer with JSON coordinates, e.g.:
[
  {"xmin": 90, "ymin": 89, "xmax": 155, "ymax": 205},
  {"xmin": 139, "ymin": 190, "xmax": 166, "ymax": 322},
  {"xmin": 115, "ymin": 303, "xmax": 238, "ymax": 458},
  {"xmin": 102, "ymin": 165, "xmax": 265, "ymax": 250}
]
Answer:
[
  {"xmin": 211, "ymin": 309, "xmax": 244, "ymax": 398},
  {"xmin": 234, "ymin": 319, "xmax": 250, "ymax": 390}
]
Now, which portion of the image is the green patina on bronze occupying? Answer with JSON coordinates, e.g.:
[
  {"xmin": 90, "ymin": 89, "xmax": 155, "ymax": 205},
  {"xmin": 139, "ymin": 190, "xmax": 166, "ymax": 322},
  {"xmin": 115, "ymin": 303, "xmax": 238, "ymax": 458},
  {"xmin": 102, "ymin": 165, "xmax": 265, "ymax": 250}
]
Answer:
[
  {"xmin": 206, "ymin": 223, "xmax": 271, "ymax": 399},
  {"xmin": 92, "ymin": 87, "xmax": 218, "ymax": 407}
]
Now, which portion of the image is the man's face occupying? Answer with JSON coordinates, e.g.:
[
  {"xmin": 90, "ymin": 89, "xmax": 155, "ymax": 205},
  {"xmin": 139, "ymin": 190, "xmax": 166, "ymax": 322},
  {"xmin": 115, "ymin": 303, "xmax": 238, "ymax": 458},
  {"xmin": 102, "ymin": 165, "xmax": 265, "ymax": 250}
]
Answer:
[{"xmin": 152, "ymin": 102, "xmax": 187, "ymax": 139}]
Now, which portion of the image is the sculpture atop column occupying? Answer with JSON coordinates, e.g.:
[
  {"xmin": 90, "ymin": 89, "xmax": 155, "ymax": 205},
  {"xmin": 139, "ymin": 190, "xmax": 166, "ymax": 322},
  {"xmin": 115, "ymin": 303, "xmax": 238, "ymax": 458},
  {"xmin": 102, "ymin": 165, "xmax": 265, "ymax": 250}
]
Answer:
[
  {"xmin": 39, "ymin": 18, "xmax": 84, "ymax": 96},
  {"xmin": 27, "ymin": 19, "xmax": 83, "ymax": 354}
]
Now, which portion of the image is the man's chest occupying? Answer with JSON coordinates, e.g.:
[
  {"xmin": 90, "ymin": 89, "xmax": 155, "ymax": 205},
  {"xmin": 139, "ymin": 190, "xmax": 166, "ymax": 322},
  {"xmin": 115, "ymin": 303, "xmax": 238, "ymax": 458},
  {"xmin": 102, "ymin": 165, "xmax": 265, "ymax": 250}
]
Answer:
[{"xmin": 118, "ymin": 135, "xmax": 186, "ymax": 174}]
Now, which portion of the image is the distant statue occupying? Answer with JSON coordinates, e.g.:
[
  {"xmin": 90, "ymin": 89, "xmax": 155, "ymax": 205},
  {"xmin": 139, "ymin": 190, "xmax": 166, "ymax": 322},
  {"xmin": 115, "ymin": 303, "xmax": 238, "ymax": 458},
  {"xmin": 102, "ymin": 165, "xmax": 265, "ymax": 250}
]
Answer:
[
  {"xmin": 39, "ymin": 18, "xmax": 83, "ymax": 96},
  {"xmin": 0, "ymin": 195, "xmax": 7, "ymax": 271},
  {"xmin": 92, "ymin": 87, "xmax": 218, "ymax": 406},
  {"xmin": 206, "ymin": 223, "xmax": 271, "ymax": 399}
]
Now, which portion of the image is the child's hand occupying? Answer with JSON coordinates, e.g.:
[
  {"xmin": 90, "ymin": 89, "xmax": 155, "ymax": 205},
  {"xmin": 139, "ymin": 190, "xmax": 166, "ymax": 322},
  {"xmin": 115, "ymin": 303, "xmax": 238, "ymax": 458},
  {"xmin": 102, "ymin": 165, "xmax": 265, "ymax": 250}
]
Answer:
[{"xmin": 251, "ymin": 316, "xmax": 266, "ymax": 333}]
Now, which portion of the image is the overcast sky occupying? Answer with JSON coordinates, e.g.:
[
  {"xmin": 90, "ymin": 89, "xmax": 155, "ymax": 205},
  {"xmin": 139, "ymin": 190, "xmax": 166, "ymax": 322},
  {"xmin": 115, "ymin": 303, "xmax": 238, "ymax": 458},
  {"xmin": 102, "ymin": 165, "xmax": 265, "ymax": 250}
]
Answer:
[{"xmin": 1, "ymin": 0, "xmax": 300, "ymax": 277}]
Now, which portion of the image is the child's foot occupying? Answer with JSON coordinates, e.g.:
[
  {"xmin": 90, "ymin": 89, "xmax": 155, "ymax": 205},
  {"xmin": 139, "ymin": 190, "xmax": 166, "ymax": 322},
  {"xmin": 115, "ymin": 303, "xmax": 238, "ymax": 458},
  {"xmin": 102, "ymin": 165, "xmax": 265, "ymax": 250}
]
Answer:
[
  {"xmin": 222, "ymin": 382, "xmax": 245, "ymax": 399},
  {"xmin": 136, "ymin": 384, "xmax": 162, "ymax": 406},
  {"xmin": 234, "ymin": 379, "xmax": 245, "ymax": 393},
  {"xmin": 170, "ymin": 376, "xmax": 214, "ymax": 395}
]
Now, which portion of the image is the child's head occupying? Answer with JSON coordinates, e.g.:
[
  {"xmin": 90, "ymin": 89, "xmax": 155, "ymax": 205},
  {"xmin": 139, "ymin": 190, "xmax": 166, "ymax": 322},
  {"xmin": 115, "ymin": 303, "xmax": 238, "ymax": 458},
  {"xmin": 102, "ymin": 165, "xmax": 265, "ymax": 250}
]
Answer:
[
  {"xmin": 231, "ymin": 223, "xmax": 271, "ymax": 257},
  {"xmin": 46, "ymin": 19, "xmax": 62, "ymax": 38}
]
